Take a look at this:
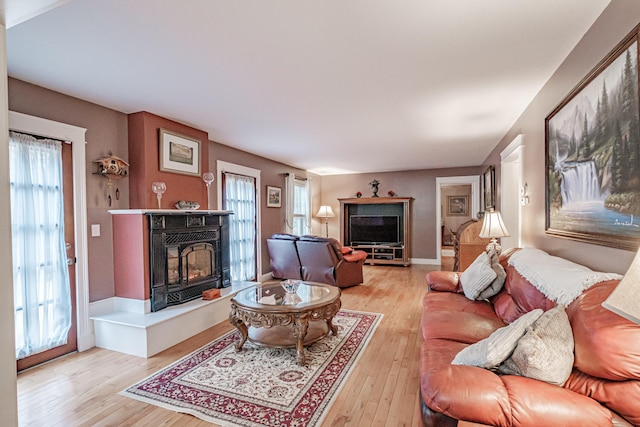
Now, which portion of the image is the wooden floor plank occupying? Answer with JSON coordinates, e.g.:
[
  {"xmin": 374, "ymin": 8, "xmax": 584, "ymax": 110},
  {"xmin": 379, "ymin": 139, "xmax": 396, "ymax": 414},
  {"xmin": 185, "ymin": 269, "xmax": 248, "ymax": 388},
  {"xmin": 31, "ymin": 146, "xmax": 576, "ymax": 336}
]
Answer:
[{"xmin": 17, "ymin": 263, "xmax": 440, "ymax": 426}]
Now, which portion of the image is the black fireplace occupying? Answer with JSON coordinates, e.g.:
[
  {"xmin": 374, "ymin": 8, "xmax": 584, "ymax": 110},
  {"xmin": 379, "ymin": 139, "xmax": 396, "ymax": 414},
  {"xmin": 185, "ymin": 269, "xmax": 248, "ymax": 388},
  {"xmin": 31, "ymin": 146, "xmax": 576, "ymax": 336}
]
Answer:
[{"xmin": 148, "ymin": 212, "xmax": 231, "ymax": 312}]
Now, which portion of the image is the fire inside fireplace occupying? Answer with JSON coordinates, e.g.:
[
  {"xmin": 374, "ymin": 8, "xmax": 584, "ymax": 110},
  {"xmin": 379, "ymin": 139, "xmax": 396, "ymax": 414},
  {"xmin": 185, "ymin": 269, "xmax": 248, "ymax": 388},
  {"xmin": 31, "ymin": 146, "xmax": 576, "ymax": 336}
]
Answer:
[
  {"xmin": 167, "ymin": 243, "xmax": 215, "ymax": 285},
  {"xmin": 149, "ymin": 213, "xmax": 230, "ymax": 312}
]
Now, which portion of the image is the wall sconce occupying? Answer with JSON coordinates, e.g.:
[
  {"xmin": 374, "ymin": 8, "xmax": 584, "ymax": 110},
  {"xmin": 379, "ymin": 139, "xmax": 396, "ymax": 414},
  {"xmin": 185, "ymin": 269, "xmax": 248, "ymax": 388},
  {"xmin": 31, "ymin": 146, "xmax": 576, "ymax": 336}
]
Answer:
[{"xmin": 520, "ymin": 183, "xmax": 530, "ymax": 206}]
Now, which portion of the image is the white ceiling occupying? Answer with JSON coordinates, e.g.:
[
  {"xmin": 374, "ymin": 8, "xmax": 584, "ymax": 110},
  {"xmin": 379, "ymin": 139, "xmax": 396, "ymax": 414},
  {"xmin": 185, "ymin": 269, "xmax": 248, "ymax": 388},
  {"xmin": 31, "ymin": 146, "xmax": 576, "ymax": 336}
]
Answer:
[{"xmin": 6, "ymin": 0, "xmax": 611, "ymax": 175}]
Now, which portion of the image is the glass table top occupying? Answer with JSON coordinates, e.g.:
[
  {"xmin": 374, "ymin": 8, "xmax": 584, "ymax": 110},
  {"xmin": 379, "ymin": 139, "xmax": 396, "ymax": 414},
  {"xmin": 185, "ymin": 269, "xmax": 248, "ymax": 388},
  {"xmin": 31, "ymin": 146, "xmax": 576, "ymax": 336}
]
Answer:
[{"xmin": 233, "ymin": 281, "xmax": 339, "ymax": 310}]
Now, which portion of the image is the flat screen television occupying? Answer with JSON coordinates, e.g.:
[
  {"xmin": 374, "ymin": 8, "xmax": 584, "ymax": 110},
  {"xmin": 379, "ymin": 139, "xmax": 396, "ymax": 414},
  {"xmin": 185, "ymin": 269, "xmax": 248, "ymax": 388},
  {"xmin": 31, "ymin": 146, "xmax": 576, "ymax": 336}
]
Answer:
[{"xmin": 349, "ymin": 215, "xmax": 400, "ymax": 245}]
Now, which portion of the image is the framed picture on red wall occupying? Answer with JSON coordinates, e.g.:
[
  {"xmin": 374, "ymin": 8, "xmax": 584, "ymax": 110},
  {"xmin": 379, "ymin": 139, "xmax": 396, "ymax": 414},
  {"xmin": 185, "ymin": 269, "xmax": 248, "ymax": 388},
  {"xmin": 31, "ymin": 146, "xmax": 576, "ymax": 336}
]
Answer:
[{"xmin": 159, "ymin": 128, "xmax": 201, "ymax": 176}]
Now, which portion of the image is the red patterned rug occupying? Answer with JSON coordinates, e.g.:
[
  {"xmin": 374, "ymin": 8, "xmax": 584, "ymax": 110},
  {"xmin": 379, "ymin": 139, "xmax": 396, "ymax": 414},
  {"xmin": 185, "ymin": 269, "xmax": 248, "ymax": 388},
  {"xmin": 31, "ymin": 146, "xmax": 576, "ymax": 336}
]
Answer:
[{"xmin": 121, "ymin": 309, "xmax": 382, "ymax": 426}]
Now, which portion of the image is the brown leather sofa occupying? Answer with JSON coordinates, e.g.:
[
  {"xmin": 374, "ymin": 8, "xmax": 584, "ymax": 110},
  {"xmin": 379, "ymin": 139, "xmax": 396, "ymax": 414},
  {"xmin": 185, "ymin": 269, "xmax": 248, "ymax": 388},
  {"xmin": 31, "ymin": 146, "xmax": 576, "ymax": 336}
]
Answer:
[
  {"xmin": 266, "ymin": 233, "xmax": 303, "ymax": 280},
  {"xmin": 420, "ymin": 249, "xmax": 640, "ymax": 427},
  {"xmin": 267, "ymin": 234, "xmax": 367, "ymax": 288}
]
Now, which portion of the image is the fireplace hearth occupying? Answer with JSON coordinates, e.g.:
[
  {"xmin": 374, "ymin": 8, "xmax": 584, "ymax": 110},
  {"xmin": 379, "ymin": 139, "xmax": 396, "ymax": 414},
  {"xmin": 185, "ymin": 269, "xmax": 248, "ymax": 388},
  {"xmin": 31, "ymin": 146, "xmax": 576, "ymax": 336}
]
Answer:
[{"xmin": 149, "ymin": 212, "xmax": 231, "ymax": 312}]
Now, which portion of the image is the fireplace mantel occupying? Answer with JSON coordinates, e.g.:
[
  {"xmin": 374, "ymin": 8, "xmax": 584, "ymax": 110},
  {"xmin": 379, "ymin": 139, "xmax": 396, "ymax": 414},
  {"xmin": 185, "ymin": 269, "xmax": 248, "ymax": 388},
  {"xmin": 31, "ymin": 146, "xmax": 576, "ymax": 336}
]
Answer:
[{"xmin": 109, "ymin": 209, "xmax": 233, "ymax": 215}]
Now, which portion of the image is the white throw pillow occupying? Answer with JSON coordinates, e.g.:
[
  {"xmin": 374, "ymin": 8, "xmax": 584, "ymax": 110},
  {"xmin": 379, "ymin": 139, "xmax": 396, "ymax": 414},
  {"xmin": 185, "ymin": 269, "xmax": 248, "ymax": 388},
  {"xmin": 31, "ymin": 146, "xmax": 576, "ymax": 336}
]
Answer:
[
  {"xmin": 460, "ymin": 252, "xmax": 497, "ymax": 300},
  {"xmin": 477, "ymin": 249, "xmax": 507, "ymax": 300},
  {"xmin": 498, "ymin": 305, "xmax": 574, "ymax": 386},
  {"xmin": 451, "ymin": 309, "xmax": 544, "ymax": 369}
]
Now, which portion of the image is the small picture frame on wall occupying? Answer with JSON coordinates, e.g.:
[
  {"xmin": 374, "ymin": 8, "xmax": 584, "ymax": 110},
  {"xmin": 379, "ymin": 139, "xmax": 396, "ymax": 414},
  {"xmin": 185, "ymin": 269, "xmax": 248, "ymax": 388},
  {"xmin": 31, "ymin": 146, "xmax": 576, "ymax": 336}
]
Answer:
[
  {"xmin": 483, "ymin": 165, "xmax": 495, "ymax": 210},
  {"xmin": 267, "ymin": 186, "xmax": 282, "ymax": 208},
  {"xmin": 159, "ymin": 128, "xmax": 201, "ymax": 176},
  {"xmin": 447, "ymin": 195, "xmax": 468, "ymax": 216}
]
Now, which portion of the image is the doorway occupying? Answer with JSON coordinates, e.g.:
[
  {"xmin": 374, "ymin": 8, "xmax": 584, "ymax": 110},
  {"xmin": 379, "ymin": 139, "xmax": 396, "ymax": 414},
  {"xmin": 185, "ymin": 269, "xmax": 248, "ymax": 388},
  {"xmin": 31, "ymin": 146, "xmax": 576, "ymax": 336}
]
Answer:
[
  {"xmin": 435, "ymin": 176, "xmax": 480, "ymax": 267},
  {"xmin": 11, "ymin": 136, "xmax": 77, "ymax": 370},
  {"xmin": 217, "ymin": 161, "xmax": 262, "ymax": 281},
  {"xmin": 9, "ymin": 111, "xmax": 90, "ymax": 361},
  {"xmin": 500, "ymin": 135, "xmax": 524, "ymax": 250}
]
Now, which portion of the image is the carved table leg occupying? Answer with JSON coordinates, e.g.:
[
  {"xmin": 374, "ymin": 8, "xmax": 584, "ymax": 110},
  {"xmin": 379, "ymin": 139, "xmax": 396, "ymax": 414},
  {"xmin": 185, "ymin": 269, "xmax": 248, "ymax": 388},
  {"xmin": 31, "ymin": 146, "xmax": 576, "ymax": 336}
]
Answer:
[
  {"xmin": 327, "ymin": 316, "xmax": 338, "ymax": 336},
  {"xmin": 229, "ymin": 307, "xmax": 248, "ymax": 352},
  {"xmin": 293, "ymin": 314, "xmax": 310, "ymax": 365}
]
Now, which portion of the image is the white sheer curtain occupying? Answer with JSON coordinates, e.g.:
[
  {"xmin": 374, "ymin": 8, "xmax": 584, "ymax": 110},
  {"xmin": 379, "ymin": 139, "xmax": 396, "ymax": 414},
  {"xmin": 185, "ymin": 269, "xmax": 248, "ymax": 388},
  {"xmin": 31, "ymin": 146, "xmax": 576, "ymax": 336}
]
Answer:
[
  {"xmin": 284, "ymin": 173, "xmax": 295, "ymax": 234},
  {"xmin": 285, "ymin": 173, "xmax": 312, "ymax": 236},
  {"xmin": 9, "ymin": 131, "xmax": 72, "ymax": 359},
  {"xmin": 224, "ymin": 172, "xmax": 257, "ymax": 281},
  {"xmin": 293, "ymin": 178, "xmax": 311, "ymax": 236}
]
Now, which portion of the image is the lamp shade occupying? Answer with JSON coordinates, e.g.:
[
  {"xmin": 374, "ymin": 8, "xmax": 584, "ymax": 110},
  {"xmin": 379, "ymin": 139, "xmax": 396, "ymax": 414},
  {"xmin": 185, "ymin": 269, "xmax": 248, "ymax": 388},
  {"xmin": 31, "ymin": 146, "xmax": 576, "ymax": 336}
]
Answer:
[
  {"xmin": 603, "ymin": 249, "xmax": 640, "ymax": 325},
  {"xmin": 479, "ymin": 209, "xmax": 510, "ymax": 239},
  {"xmin": 316, "ymin": 205, "xmax": 335, "ymax": 218}
]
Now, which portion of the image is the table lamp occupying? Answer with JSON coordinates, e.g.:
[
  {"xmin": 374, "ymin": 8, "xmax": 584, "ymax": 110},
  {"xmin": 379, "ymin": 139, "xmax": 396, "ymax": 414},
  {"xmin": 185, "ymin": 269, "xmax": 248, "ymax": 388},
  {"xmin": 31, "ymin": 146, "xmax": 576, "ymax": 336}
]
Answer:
[
  {"xmin": 479, "ymin": 208, "xmax": 510, "ymax": 255},
  {"xmin": 602, "ymin": 248, "xmax": 640, "ymax": 325},
  {"xmin": 316, "ymin": 205, "xmax": 335, "ymax": 237}
]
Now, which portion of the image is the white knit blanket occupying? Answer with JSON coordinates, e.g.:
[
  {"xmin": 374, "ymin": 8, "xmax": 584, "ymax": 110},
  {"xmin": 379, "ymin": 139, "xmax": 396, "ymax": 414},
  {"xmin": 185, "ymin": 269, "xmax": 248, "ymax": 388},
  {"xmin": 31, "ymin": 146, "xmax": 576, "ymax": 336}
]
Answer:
[{"xmin": 508, "ymin": 248, "xmax": 622, "ymax": 306}]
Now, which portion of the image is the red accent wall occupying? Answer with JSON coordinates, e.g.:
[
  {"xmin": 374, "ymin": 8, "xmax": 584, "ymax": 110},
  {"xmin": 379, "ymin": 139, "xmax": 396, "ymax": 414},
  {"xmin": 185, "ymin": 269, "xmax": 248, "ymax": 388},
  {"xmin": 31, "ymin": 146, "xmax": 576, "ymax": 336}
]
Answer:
[
  {"xmin": 112, "ymin": 214, "xmax": 149, "ymax": 300},
  {"xmin": 128, "ymin": 111, "xmax": 209, "ymax": 209}
]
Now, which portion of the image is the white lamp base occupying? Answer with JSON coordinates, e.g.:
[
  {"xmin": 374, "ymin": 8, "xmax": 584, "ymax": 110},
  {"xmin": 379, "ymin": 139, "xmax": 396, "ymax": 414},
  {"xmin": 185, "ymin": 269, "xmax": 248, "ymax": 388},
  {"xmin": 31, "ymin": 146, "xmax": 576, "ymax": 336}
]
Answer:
[{"xmin": 485, "ymin": 238, "xmax": 501, "ymax": 255}]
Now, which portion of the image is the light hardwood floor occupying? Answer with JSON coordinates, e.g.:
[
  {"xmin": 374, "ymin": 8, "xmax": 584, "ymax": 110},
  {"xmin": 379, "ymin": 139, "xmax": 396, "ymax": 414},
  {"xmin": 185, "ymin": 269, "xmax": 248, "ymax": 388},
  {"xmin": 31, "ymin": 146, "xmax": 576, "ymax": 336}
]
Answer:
[{"xmin": 17, "ymin": 264, "xmax": 442, "ymax": 426}]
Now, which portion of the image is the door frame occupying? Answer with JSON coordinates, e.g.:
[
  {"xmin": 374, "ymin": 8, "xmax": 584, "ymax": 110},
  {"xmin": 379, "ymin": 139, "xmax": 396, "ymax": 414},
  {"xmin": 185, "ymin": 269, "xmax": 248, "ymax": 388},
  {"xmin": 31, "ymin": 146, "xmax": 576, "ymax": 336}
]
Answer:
[
  {"xmin": 8, "ymin": 111, "xmax": 92, "ymax": 352},
  {"xmin": 216, "ymin": 160, "xmax": 262, "ymax": 280},
  {"xmin": 500, "ymin": 134, "xmax": 524, "ymax": 250},
  {"xmin": 435, "ymin": 175, "xmax": 480, "ymax": 265}
]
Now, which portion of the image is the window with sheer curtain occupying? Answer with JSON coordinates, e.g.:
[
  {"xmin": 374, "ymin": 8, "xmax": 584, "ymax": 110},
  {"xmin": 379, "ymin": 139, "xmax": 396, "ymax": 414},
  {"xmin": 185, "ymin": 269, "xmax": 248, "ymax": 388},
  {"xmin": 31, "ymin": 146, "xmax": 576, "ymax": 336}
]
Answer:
[
  {"xmin": 285, "ymin": 173, "xmax": 311, "ymax": 236},
  {"xmin": 9, "ymin": 131, "xmax": 72, "ymax": 359},
  {"xmin": 223, "ymin": 172, "xmax": 257, "ymax": 281},
  {"xmin": 293, "ymin": 179, "xmax": 311, "ymax": 236}
]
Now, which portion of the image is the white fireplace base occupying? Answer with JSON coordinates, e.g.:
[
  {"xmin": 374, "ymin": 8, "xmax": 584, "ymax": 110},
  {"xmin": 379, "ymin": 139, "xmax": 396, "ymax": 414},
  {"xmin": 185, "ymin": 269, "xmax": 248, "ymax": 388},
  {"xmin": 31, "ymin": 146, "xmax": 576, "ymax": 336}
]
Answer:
[{"xmin": 90, "ymin": 281, "xmax": 256, "ymax": 358}]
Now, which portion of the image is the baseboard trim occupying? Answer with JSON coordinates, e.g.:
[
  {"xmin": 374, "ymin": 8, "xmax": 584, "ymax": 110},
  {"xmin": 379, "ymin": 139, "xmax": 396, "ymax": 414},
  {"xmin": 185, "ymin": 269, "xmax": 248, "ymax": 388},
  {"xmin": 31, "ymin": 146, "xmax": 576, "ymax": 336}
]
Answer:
[{"xmin": 410, "ymin": 258, "xmax": 440, "ymax": 265}]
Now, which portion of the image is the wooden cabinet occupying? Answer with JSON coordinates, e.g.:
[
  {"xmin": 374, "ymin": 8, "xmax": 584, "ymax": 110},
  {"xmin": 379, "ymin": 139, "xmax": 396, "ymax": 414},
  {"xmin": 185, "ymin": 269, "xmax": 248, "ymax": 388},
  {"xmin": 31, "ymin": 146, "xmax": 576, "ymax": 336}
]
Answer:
[{"xmin": 339, "ymin": 197, "xmax": 412, "ymax": 266}]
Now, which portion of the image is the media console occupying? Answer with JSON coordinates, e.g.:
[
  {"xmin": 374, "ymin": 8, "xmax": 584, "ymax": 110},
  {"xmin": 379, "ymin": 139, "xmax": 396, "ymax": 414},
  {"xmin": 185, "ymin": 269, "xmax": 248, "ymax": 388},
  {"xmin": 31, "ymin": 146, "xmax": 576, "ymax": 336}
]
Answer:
[{"xmin": 339, "ymin": 197, "xmax": 412, "ymax": 266}]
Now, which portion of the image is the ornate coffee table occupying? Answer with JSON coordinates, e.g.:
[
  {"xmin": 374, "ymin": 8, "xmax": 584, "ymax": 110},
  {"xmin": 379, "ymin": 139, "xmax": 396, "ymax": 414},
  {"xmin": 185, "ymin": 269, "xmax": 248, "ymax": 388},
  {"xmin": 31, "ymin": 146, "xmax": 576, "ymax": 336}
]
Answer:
[{"xmin": 229, "ymin": 281, "xmax": 341, "ymax": 365}]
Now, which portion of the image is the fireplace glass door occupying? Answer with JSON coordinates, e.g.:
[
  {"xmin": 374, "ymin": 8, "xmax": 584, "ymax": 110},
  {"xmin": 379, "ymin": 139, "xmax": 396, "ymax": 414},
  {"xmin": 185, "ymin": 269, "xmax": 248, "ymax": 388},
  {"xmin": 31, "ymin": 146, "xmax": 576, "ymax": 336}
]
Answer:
[{"xmin": 182, "ymin": 243, "xmax": 215, "ymax": 285}]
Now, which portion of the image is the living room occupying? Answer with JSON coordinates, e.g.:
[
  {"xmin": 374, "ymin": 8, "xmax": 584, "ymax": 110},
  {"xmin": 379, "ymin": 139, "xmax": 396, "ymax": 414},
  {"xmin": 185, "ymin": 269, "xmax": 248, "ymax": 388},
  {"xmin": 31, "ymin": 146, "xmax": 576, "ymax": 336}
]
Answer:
[{"xmin": 2, "ymin": 1, "xmax": 640, "ymax": 426}]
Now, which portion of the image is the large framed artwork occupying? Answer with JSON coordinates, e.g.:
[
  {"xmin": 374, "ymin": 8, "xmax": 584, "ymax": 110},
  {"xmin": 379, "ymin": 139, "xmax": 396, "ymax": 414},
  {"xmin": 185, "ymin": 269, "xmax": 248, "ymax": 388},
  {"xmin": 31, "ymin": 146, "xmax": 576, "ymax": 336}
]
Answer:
[
  {"xmin": 546, "ymin": 26, "xmax": 640, "ymax": 250},
  {"xmin": 159, "ymin": 128, "xmax": 201, "ymax": 176}
]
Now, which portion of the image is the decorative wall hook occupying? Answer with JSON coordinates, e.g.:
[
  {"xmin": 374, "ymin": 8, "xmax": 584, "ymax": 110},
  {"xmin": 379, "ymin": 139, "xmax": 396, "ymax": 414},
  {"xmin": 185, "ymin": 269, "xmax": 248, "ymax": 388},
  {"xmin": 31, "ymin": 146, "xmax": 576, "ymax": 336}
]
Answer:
[{"xmin": 93, "ymin": 153, "xmax": 129, "ymax": 206}]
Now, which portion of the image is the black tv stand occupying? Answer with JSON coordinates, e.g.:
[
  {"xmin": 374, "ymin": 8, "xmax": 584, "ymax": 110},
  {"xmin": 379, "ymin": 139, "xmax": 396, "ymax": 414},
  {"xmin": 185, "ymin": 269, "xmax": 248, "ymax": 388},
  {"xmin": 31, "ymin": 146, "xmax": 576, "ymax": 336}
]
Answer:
[{"xmin": 339, "ymin": 197, "xmax": 412, "ymax": 266}]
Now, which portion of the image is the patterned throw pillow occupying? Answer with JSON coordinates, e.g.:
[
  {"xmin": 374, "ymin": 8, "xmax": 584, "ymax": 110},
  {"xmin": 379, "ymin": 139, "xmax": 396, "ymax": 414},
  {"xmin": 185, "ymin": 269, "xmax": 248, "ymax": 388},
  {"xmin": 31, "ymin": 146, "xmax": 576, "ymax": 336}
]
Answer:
[
  {"xmin": 498, "ymin": 305, "xmax": 574, "ymax": 386},
  {"xmin": 451, "ymin": 309, "xmax": 544, "ymax": 369},
  {"xmin": 460, "ymin": 252, "xmax": 497, "ymax": 300}
]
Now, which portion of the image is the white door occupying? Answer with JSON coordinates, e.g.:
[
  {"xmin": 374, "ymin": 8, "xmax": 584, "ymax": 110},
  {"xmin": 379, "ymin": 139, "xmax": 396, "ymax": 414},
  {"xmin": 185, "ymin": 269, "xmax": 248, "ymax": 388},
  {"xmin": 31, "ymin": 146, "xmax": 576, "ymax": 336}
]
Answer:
[{"xmin": 500, "ymin": 135, "xmax": 524, "ymax": 250}]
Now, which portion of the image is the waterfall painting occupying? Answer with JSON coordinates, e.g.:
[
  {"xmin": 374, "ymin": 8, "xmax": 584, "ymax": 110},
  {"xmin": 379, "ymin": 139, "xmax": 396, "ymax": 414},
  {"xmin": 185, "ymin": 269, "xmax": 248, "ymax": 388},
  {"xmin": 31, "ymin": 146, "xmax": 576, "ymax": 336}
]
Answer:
[{"xmin": 546, "ymin": 27, "xmax": 640, "ymax": 251}]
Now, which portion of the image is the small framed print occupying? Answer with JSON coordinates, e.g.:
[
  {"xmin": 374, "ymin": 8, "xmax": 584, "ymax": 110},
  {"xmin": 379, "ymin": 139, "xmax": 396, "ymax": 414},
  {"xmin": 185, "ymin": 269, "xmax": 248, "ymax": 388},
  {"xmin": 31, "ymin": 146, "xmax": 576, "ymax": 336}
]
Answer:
[
  {"xmin": 159, "ymin": 128, "xmax": 201, "ymax": 176},
  {"xmin": 447, "ymin": 195, "xmax": 468, "ymax": 216},
  {"xmin": 483, "ymin": 165, "xmax": 495, "ymax": 210},
  {"xmin": 267, "ymin": 186, "xmax": 282, "ymax": 208}
]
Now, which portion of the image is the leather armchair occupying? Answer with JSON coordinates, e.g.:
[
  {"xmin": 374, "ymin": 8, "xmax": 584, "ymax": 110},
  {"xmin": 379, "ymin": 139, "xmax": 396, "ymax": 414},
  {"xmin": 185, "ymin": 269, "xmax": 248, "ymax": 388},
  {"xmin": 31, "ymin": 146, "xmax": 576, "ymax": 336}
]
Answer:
[
  {"xmin": 266, "ymin": 233, "xmax": 303, "ymax": 280},
  {"xmin": 296, "ymin": 236, "xmax": 367, "ymax": 288}
]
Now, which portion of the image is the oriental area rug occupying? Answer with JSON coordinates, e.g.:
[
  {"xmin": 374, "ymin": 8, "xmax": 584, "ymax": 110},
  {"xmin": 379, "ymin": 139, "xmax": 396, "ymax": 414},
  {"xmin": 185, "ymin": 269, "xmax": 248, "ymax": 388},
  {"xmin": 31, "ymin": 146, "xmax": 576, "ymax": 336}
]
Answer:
[{"xmin": 121, "ymin": 309, "xmax": 383, "ymax": 426}]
